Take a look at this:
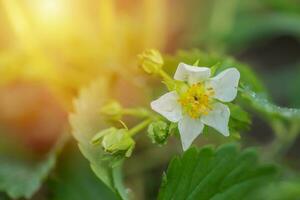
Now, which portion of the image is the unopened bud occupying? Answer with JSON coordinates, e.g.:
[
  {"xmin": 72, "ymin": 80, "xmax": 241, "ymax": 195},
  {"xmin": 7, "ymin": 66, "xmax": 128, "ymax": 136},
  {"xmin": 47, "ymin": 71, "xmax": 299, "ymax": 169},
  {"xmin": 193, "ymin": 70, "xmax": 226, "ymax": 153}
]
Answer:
[
  {"xmin": 100, "ymin": 101, "xmax": 123, "ymax": 120},
  {"xmin": 92, "ymin": 128, "xmax": 135, "ymax": 157},
  {"xmin": 148, "ymin": 120, "xmax": 169, "ymax": 145},
  {"xmin": 138, "ymin": 49, "xmax": 164, "ymax": 74}
]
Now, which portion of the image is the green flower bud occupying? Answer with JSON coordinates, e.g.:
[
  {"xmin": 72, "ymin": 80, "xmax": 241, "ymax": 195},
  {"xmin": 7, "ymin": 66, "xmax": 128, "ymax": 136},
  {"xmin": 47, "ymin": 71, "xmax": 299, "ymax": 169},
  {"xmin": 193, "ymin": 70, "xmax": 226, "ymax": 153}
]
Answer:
[
  {"xmin": 147, "ymin": 120, "xmax": 169, "ymax": 145},
  {"xmin": 138, "ymin": 49, "xmax": 164, "ymax": 74},
  {"xmin": 92, "ymin": 128, "xmax": 135, "ymax": 157},
  {"xmin": 91, "ymin": 127, "xmax": 117, "ymax": 145},
  {"xmin": 100, "ymin": 101, "xmax": 123, "ymax": 120}
]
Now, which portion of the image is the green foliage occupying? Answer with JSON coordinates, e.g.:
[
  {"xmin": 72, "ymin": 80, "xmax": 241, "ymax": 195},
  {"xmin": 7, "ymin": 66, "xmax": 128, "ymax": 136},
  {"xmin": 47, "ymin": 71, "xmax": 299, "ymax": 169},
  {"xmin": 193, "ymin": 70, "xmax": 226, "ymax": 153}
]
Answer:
[
  {"xmin": 0, "ymin": 133, "xmax": 67, "ymax": 199},
  {"xmin": 163, "ymin": 49, "xmax": 300, "ymax": 137},
  {"xmin": 226, "ymin": 13, "xmax": 300, "ymax": 52},
  {"xmin": 228, "ymin": 103, "xmax": 251, "ymax": 136},
  {"xmin": 0, "ymin": 156, "xmax": 55, "ymax": 199},
  {"xmin": 240, "ymin": 86, "xmax": 300, "ymax": 121},
  {"xmin": 70, "ymin": 78, "xmax": 128, "ymax": 200},
  {"xmin": 68, "ymin": 50, "xmax": 299, "ymax": 200},
  {"xmin": 158, "ymin": 144, "xmax": 277, "ymax": 200},
  {"xmin": 164, "ymin": 50, "xmax": 267, "ymax": 94},
  {"xmin": 257, "ymin": 180, "xmax": 300, "ymax": 200},
  {"xmin": 185, "ymin": 0, "xmax": 300, "ymax": 52},
  {"xmin": 0, "ymin": 193, "xmax": 9, "ymax": 200},
  {"xmin": 48, "ymin": 142, "xmax": 117, "ymax": 200}
]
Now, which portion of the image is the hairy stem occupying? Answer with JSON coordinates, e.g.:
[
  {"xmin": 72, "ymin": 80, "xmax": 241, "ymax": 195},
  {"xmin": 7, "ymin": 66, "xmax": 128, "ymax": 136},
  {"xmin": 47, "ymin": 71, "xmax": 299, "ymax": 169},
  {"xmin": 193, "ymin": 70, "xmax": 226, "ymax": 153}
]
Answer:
[
  {"xmin": 128, "ymin": 118, "xmax": 152, "ymax": 137},
  {"xmin": 265, "ymin": 120, "xmax": 300, "ymax": 160},
  {"xmin": 122, "ymin": 108, "xmax": 152, "ymax": 118}
]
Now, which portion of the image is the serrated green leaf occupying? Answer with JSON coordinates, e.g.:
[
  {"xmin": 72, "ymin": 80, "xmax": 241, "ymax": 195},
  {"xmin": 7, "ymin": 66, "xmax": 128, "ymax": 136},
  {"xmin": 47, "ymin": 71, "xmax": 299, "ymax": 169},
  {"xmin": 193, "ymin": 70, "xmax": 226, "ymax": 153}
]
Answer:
[
  {"xmin": 70, "ymin": 78, "xmax": 128, "ymax": 200},
  {"xmin": 0, "ymin": 133, "xmax": 67, "ymax": 199},
  {"xmin": 158, "ymin": 144, "xmax": 278, "ymax": 200}
]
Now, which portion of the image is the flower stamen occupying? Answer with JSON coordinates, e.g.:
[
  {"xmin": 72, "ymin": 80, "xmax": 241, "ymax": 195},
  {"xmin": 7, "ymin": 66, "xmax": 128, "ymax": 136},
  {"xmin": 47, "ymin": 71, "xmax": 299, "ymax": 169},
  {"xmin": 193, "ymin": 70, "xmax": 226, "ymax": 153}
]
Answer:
[{"xmin": 178, "ymin": 83, "xmax": 214, "ymax": 119}]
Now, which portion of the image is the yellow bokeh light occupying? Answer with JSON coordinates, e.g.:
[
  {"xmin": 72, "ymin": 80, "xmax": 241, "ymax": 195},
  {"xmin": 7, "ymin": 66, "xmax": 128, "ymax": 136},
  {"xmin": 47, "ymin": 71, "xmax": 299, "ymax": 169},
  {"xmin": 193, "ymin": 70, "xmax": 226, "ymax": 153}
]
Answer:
[
  {"xmin": 32, "ymin": 0, "xmax": 67, "ymax": 23},
  {"xmin": 0, "ymin": 0, "xmax": 172, "ymax": 109}
]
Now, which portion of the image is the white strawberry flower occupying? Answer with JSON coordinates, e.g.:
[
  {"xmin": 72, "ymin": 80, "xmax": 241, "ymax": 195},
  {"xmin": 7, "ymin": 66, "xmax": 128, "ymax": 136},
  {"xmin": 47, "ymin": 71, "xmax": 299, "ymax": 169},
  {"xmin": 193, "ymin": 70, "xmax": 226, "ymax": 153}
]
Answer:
[{"xmin": 151, "ymin": 63, "xmax": 240, "ymax": 150}]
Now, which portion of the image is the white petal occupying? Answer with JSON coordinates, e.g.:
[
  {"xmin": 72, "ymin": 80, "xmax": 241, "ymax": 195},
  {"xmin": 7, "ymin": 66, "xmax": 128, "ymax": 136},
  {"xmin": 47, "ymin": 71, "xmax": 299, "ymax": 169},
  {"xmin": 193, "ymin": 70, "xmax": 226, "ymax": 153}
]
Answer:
[
  {"xmin": 150, "ymin": 91, "xmax": 182, "ymax": 122},
  {"xmin": 174, "ymin": 63, "xmax": 211, "ymax": 85},
  {"xmin": 201, "ymin": 102, "xmax": 230, "ymax": 136},
  {"xmin": 207, "ymin": 68, "xmax": 240, "ymax": 102},
  {"xmin": 178, "ymin": 115, "xmax": 204, "ymax": 151}
]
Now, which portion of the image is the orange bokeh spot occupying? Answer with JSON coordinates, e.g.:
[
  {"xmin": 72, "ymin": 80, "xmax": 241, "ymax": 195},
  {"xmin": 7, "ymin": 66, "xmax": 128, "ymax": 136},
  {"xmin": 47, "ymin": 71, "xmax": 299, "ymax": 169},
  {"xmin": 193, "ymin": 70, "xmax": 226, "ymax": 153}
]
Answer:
[{"xmin": 0, "ymin": 81, "xmax": 68, "ymax": 154}]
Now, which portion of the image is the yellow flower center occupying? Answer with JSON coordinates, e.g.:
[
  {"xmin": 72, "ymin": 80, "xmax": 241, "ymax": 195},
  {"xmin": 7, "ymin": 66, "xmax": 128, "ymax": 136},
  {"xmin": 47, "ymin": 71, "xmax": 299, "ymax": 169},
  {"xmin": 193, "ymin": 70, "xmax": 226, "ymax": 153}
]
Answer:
[{"xmin": 178, "ymin": 83, "xmax": 214, "ymax": 119}]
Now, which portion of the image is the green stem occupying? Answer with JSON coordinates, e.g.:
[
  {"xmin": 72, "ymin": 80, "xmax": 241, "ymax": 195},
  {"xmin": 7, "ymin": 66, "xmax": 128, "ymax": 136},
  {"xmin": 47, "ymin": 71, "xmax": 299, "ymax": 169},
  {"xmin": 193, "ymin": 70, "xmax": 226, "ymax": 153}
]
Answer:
[
  {"xmin": 158, "ymin": 69, "xmax": 178, "ymax": 91},
  {"xmin": 265, "ymin": 120, "xmax": 300, "ymax": 160},
  {"xmin": 159, "ymin": 70, "xmax": 173, "ymax": 83},
  {"xmin": 128, "ymin": 118, "xmax": 152, "ymax": 137},
  {"xmin": 122, "ymin": 108, "xmax": 151, "ymax": 118}
]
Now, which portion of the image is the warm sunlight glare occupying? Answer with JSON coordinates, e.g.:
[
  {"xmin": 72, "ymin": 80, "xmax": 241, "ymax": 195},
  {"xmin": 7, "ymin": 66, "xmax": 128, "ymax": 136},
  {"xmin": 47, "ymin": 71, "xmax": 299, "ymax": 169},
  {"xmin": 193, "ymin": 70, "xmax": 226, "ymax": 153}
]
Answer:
[{"xmin": 31, "ymin": 0, "xmax": 67, "ymax": 23}]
